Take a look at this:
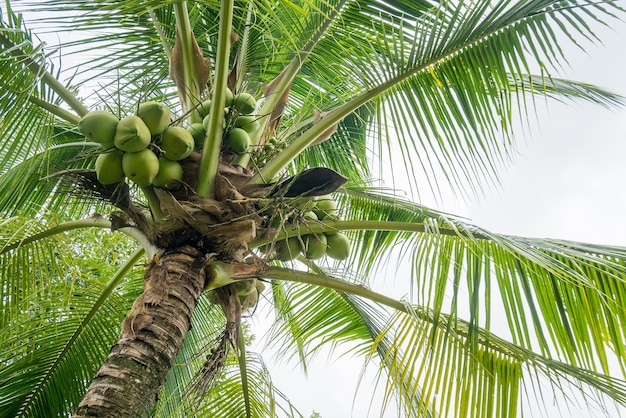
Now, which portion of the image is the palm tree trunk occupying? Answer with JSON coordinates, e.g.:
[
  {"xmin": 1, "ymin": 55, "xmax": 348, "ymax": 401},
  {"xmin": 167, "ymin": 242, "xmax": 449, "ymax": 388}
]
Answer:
[{"xmin": 74, "ymin": 245, "xmax": 206, "ymax": 418}]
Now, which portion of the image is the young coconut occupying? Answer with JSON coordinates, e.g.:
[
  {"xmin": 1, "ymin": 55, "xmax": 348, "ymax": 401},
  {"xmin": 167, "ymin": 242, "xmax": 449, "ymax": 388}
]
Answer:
[
  {"xmin": 160, "ymin": 126, "xmax": 194, "ymax": 161},
  {"xmin": 79, "ymin": 110, "xmax": 119, "ymax": 149},
  {"xmin": 224, "ymin": 88, "xmax": 234, "ymax": 107},
  {"xmin": 197, "ymin": 99, "xmax": 212, "ymax": 119},
  {"xmin": 235, "ymin": 279, "xmax": 257, "ymax": 297},
  {"xmin": 122, "ymin": 148, "xmax": 160, "ymax": 186},
  {"xmin": 187, "ymin": 123, "xmax": 206, "ymax": 148},
  {"xmin": 304, "ymin": 233, "xmax": 327, "ymax": 260},
  {"xmin": 325, "ymin": 232, "xmax": 350, "ymax": 260},
  {"xmin": 241, "ymin": 286, "xmax": 259, "ymax": 310},
  {"xmin": 95, "ymin": 150, "xmax": 125, "ymax": 185},
  {"xmin": 234, "ymin": 115, "xmax": 260, "ymax": 134},
  {"xmin": 152, "ymin": 157, "xmax": 183, "ymax": 190},
  {"xmin": 232, "ymin": 92, "xmax": 256, "ymax": 114},
  {"xmin": 114, "ymin": 115, "xmax": 151, "ymax": 152},
  {"xmin": 137, "ymin": 101, "xmax": 170, "ymax": 135},
  {"xmin": 314, "ymin": 195, "xmax": 338, "ymax": 219},
  {"xmin": 275, "ymin": 236, "xmax": 302, "ymax": 261},
  {"xmin": 226, "ymin": 128, "xmax": 251, "ymax": 153}
]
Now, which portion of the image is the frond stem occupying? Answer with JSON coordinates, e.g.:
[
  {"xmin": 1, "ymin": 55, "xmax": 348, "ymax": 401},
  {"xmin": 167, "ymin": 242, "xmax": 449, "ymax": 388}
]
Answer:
[
  {"xmin": 265, "ymin": 266, "xmax": 525, "ymax": 361},
  {"xmin": 0, "ymin": 32, "xmax": 89, "ymax": 117},
  {"xmin": 28, "ymin": 95, "xmax": 81, "ymax": 125},
  {"xmin": 248, "ymin": 219, "xmax": 488, "ymax": 248},
  {"xmin": 140, "ymin": 185, "xmax": 164, "ymax": 222},
  {"xmin": 0, "ymin": 216, "xmax": 155, "ymax": 257},
  {"xmin": 173, "ymin": 1, "xmax": 201, "ymax": 118},
  {"xmin": 196, "ymin": 0, "xmax": 234, "ymax": 198}
]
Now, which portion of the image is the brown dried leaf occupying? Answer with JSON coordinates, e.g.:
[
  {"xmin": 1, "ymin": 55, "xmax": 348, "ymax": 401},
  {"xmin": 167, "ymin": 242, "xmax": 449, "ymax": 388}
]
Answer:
[
  {"xmin": 123, "ymin": 313, "xmax": 153, "ymax": 337},
  {"xmin": 228, "ymin": 55, "xmax": 239, "ymax": 91},
  {"xmin": 206, "ymin": 219, "xmax": 257, "ymax": 261},
  {"xmin": 261, "ymin": 69, "xmax": 293, "ymax": 141},
  {"xmin": 169, "ymin": 29, "xmax": 211, "ymax": 106},
  {"xmin": 309, "ymin": 109, "xmax": 339, "ymax": 146}
]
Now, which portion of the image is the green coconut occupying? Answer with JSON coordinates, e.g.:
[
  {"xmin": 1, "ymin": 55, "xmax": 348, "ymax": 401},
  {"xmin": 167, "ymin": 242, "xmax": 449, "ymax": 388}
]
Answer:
[
  {"xmin": 304, "ymin": 234, "xmax": 327, "ymax": 260},
  {"xmin": 202, "ymin": 108, "xmax": 230, "ymax": 131},
  {"xmin": 78, "ymin": 110, "xmax": 119, "ymax": 148},
  {"xmin": 232, "ymin": 92, "xmax": 256, "ymax": 114},
  {"xmin": 152, "ymin": 157, "xmax": 183, "ymax": 189},
  {"xmin": 224, "ymin": 88, "xmax": 234, "ymax": 107},
  {"xmin": 187, "ymin": 123, "xmax": 206, "ymax": 147},
  {"xmin": 114, "ymin": 115, "xmax": 151, "ymax": 152},
  {"xmin": 197, "ymin": 99, "xmax": 212, "ymax": 119},
  {"xmin": 137, "ymin": 101, "xmax": 170, "ymax": 135},
  {"xmin": 122, "ymin": 148, "xmax": 160, "ymax": 186},
  {"xmin": 235, "ymin": 279, "xmax": 257, "ymax": 297},
  {"xmin": 275, "ymin": 237, "xmax": 302, "ymax": 261},
  {"xmin": 95, "ymin": 150, "xmax": 125, "ymax": 185},
  {"xmin": 325, "ymin": 232, "xmax": 350, "ymax": 260},
  {"xmin": 226, "ymin": 128, "xmax": 251, "ymax": 153},
  {"xmin": 234, "ymin": 115, "xmax": 260, "ymax": 133},
  {"xmin": 160, "ymin": 126, "xmax": 194, "ymax": 161},
  {"xmin": 314, "ymin": 195, "xmax": 338, "ymax": 218}
]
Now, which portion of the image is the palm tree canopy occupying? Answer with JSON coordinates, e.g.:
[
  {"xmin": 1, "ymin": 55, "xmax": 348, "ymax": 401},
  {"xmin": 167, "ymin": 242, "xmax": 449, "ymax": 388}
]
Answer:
[{"xmin": 1, "ymin": 1, "xmax": 625, "ymax": 417}]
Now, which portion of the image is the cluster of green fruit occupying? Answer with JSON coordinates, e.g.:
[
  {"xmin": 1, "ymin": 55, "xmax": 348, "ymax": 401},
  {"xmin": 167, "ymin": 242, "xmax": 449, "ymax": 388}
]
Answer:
[
  {"xmin": 206, "ymin": 278, "xmax": 266, "ymax": 311},
  {"xmin": 187, "ymin": 88, "xmax": 260, "ymax": 154},
  {"xmin": 79, "ymin": 101, "xmax": 193, "ymax": 189},
  {"xmin": 253, "ymin": 135, "xmax": 286, "ymax": 166},
  {"xmin": 268, "ymin": 195, "xmax": 351, "ymax": 262}
]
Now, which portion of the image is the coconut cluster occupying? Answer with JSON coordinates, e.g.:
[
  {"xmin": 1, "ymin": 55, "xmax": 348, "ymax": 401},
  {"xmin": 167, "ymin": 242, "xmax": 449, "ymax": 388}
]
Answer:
[
  {"xmin": 263, "ymin": 195, "xmax": 351, "ymax": 262},
  {"xmin": 189, "ymin": 88, "xmax": 260, "ymax": 155},
  {"xmin": 79, "ymin": 101, "xmax": 192, "ymax": 189},
  {"xmin": 207, "ymin": 278, "xmax": 266, "ymax": 311},
  {"xmin": 79, "ymin": 88, "xmax": 261, "ymax": 189}
]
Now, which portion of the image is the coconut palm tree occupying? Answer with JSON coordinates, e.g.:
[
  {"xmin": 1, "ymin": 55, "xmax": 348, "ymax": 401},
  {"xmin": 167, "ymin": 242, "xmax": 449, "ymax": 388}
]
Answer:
[{"xmin": 1, "ymin": 1, "xmax": 626, "ymax": 417}]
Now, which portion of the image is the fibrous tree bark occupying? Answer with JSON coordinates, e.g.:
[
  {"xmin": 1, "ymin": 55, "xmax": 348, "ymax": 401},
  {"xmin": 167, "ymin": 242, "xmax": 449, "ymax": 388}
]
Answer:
[{"xmin": 74, "ymin": 246, "xmax": 207, "ymax": 418}]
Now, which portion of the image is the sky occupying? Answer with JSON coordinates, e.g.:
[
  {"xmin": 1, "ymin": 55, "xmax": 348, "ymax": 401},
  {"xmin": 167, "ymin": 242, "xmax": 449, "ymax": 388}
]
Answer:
[{"xmin": 12, "ymin": 3, "xmax": 626, "ymax": 418}]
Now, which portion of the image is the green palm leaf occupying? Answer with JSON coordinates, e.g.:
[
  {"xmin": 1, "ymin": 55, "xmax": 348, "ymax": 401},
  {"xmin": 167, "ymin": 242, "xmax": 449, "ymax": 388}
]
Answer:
[
  {"xmin": 0, "ymin": 222, "xmax": 142, "ymax": 417},
  {"xmin": 317, "ymin": 188, "xmax": 626, "ymax": 374}
]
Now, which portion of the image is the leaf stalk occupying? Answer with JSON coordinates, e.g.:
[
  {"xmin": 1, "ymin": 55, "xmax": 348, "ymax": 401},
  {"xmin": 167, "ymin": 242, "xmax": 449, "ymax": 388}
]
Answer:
[
  {"xmin": 0, "ymin": 32, "xmax": 89, "ymax": 116},
  {"xmin": 196, "ymin": 0, "xmax": 235, "ymax": 198}
]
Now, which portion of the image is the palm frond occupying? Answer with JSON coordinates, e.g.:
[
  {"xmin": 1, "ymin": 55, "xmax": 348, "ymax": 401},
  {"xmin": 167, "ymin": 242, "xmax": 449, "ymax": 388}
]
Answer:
[
  {"xmin": 268, "ymin": 267, "xmax": 626, "ymax": 417},
  {"xmin": 266, "ymin": 277, "xmax": 373, "ymax": 370},
  {"xmin": 187, "ymin": 345, "xmax": 305, "ymax": 418},
  {"xmin": 265, "ymin": 0, "xmax": 624, "ymax": 195},
  {"xmin": 0, "ymin": 140, "xmax": 103, "ymax": 218},
  {"xmin": 330, "ymin": 187, "xmax": 626, "ymax": 379},
  {"xmin": 513, "ymin": 74, "xmax": 623, "ymax": 108},
  {"xmin": 0, "ymin": 222, "xmax": 142, "ymax": 417}
]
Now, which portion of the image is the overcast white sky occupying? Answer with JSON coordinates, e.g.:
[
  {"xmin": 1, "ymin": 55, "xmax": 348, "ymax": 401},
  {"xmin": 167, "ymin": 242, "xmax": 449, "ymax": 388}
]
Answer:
[{"xmin": 14, "ymin": 4, "xmax": 626, "ymax": 418}]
